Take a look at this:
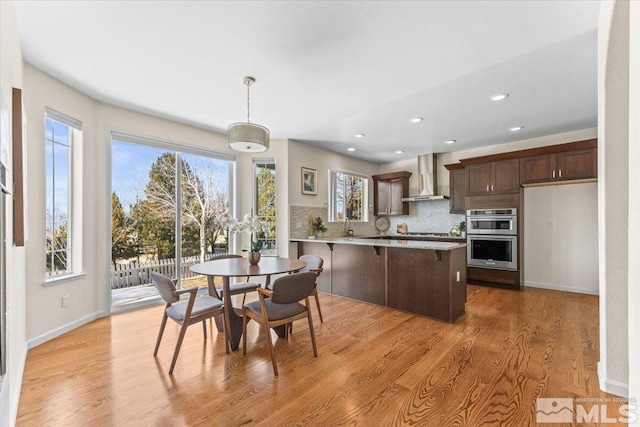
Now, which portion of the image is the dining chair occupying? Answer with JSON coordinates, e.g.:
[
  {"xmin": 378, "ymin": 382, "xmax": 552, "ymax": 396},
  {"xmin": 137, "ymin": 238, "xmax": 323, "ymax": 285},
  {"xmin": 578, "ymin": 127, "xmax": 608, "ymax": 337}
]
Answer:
[
  {"xmin": 209, "ymin": 254, "xmax": 260, "ymax": 305},
  {"xmin": 298, "ymin": 255, "xmax": 324, "ymax": 322},
  {"xmin": 242, "ymin": 271, "xmax": 318, "ymax": 376},
  {"xmin": 150, "ymin": 272, "xmax": 227, "ymax": 374}
]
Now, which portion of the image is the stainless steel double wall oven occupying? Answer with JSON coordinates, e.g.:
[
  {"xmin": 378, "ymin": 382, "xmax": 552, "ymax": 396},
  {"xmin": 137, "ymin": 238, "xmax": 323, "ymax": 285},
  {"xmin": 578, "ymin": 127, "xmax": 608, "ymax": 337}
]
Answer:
[{"xmin": 467, "ymin": 208, "xmax": 518, "ymax": 271}]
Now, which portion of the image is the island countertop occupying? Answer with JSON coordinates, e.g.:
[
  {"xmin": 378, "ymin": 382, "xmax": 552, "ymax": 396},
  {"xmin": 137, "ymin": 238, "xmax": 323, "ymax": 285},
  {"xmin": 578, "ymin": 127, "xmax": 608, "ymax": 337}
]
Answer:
[
  {"xmin": 295, "ymin": 238, "xmax": 467, "ymax": 322},
  {"xmin": 290, "ymin": 236, "xmax": 466, "ymax": 251}
]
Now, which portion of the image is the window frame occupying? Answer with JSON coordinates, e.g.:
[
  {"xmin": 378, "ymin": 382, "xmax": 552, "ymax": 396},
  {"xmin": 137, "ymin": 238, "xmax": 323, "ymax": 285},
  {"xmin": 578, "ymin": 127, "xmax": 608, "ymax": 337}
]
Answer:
[
  {"xmin": 108, "ymin": 131, "xmax": 235, "ymax": 304},
  {"xmin": 328, "ymin": 168, "xmax": 369, "ymax": 222},
  {"xmin": 253, "ymin": 158, "xmax": 276, "ymax": 256},
  {"xmin": 45, "ymin": 108, "xmax": 83, "ymax": 283}
]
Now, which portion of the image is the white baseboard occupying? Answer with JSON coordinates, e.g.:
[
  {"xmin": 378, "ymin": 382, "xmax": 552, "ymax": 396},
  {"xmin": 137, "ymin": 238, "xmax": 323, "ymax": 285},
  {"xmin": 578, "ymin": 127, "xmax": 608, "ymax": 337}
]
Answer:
[
  {"xmin": 524, "ymin": 281, "xmax": 599, "ymax": 295},
  {"xmin": 27, "ymin": 312, "xmax": 100, "ymax": 349},
  {"xmin": 598, "ymin": 361, "xmax": 629, "ymax": 397},
  {"xmin": 0, "ymin": 342, "xmax": 28, "ymax": 427}
]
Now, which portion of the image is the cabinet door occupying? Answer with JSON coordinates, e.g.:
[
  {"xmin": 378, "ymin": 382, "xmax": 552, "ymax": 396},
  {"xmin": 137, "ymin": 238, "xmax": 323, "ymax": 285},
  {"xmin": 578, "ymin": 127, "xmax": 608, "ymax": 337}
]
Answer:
[
  {"xmin": 520, "ymin": 154, "xmax": 556, "ymax": 185},
  {"xmin": 388, "ymin": 179, "xmax": 406, "ymax": 215},
  {"xmin": 449, "ymin": 169, "xmax": 466, "ymax": 214},
  {"xmin": 375, "ymin": 180, "xmax": 391, "ymax": 215},
  {"xmin": 466, "ymin": 163, "xmax": 491, "ymax": 195},
  {"xmin": 492, "ymin": 159, "xmax": 520, "ymax": 194},
  {"xmin": 557, "ymin": 148, "xmax": 597, "ymax": 181}
]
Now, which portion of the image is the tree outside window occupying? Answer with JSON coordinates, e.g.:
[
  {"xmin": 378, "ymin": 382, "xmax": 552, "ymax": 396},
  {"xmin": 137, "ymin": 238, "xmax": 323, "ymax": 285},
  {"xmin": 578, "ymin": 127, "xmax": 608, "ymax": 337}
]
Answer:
[{"xmin": 329, "ymin": 169, "xmax": 368, "ymax": 222}]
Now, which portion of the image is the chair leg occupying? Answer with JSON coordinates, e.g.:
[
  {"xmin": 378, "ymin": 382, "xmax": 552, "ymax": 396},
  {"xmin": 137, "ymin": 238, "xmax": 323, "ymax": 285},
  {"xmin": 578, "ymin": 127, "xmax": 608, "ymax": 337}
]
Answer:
[
  {"xmin": 307, "ymin": 308, "xmax": 318, "ymax": 357},
  {"xmin": 169, "ymin": 322, "xmax": 189, "ymax": 374},
  {"xmin": 202, "ymin": 320, "xmax": 207, "ymax": 339},
  {"xmin": 263, "ymin": 320, "xmax": 279, "ymax": 376},
  {"xmin": 154, "ymin": 313, "xmax": 169, "ymax": 356},
  {"xmin": 313, "ymin": 287, "xmax": 324, "ymax": 322}
]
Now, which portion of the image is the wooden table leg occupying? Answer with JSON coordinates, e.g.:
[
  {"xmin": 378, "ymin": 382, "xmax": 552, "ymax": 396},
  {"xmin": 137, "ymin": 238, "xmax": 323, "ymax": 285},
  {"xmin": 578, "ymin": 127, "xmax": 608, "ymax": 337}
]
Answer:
[
  {"xmin": 223, "ymin": 276, "xmax": 244, "ymax": 351},
  {"xmin": 207, "ymin": 276, "xmax": 225, "ymax": 333}
]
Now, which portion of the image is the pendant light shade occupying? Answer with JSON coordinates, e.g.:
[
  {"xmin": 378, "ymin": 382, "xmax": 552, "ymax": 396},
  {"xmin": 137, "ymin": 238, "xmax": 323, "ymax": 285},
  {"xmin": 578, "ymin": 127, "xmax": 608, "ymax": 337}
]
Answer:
[{"xmin": 228, "ymin": 76, "xmax": 270, "ymax": 152}]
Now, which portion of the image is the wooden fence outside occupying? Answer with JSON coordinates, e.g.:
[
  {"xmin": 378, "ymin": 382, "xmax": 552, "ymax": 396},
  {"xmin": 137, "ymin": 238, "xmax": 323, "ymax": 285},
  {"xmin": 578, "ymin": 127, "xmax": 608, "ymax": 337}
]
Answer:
[{"xmin": 111, "ymin": 253, "xmax": 226, "ymax": 289}]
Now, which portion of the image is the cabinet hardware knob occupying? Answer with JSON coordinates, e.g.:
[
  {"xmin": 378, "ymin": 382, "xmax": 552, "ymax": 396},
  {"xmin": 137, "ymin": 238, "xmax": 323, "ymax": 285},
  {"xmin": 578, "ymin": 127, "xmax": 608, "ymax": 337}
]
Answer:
[
  {"xmin": 491, "ymin": 184, "xmax": 494, "ymax": 192},
  {"xmin": 559, "ymin": 169, "xmax": 562, "ymax": 178},
  {"xmin": 553, "ymin": 170, "xmax": 556, "ymax": 178},
  {"xmin": 486, "ymin": 185, "xmax": 489, "ymax": 192}
]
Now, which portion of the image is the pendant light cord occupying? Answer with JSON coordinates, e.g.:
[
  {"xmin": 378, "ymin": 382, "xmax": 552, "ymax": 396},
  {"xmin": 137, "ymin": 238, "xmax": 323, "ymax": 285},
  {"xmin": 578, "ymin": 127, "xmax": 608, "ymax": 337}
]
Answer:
[{"xmin": 246, "ymin": 83, "xmax": 251, "ymax": 123}]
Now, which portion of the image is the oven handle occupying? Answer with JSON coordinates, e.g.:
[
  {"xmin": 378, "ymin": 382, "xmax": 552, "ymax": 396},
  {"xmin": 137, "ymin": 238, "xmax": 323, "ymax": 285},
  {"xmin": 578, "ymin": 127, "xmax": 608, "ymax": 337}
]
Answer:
[
  {"xmin": 468, "ymin": 216, "xmax": 516, "ymax": 222},
  {"xmin": 468, "ymin": 235, "xmax": 517, "ymax": 241}
]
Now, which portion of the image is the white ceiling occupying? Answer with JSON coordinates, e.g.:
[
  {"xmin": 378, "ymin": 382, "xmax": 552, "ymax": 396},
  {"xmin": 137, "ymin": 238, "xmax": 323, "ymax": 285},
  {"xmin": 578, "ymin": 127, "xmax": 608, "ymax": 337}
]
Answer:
[{"xmin": 14, "ymin": 1, "xmax": 600, "ymax": 164}]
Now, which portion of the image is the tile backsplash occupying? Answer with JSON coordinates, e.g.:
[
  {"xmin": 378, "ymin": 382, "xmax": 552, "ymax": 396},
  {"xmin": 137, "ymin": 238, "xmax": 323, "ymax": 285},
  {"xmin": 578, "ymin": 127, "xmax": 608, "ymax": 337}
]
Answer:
[
  {"xmin": 289, "ymin": 205, "xmax": 377, "ymax": 238},
  {"xmin": 385, "ymin": 199, "xmax": 465, "ymax": 235},
  {"xmin": 289, "ymin": 199, "xmax": 464, "ymax": 239}
]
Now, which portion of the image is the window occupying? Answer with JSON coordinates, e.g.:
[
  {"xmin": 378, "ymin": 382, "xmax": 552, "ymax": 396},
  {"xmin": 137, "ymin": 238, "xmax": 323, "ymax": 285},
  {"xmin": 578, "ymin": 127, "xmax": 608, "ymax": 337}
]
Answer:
[
  {"xmin": 254, "ymin": 159, "xmax": 276, "ymax": 255},
  {"xmin": 329, "ymin": 168, "xmax": 368, "ymax": 222},
  {"xmin": 110, "ymin": 132, "xmax": 234, "ymax": 307},
  {"xmin": 45, "ymin": 109, "xmax": 82, "ymax": 278}
]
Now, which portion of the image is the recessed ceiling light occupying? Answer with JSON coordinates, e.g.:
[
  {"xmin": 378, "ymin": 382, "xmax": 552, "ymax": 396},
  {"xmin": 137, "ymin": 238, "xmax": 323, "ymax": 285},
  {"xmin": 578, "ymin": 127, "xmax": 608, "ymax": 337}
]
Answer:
[
  {"xmin": 354, "ymin": 133, "xmax": 365, "ymax": 138},
  {"xmin": 395, "ymin": 150, "xmax": 404, "ymax": 154},
  {"xmin": 409, "ymin": 117, "xmax": 423, "ymax": 123},
  {"xmin": 490, "ymin": 93, "xmax": 509, "ymax": 102},
  {"xmin": 347, "ymin": 147, "xmax": 356, "ymax": 152},
  {"xmin": 509, "ymin": 126, "xmax": 524, "ymax": 131},
  {"xmin": 444, "ymin": 140, "xmax": 456, "ymax": 144}
]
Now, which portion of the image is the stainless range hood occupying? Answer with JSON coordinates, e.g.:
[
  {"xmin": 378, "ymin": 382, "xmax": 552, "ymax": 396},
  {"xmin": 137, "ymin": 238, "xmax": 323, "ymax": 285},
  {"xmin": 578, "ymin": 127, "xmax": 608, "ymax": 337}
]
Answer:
[{"xmin": 401, "ymin": 153, "xmax": 447, "ymax": 201}]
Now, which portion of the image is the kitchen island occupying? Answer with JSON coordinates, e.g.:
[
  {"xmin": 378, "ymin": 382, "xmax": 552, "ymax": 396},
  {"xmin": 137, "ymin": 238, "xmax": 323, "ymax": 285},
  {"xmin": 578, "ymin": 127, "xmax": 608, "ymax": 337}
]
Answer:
[{"xmin": 292, "ymin": 237, "xmax": 467, "ymax": 322}]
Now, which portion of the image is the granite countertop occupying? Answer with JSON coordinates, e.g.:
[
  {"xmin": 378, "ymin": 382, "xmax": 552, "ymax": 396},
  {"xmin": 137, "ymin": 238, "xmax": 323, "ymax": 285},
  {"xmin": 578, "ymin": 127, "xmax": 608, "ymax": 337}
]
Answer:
[
  {"xmin": 385, "ymin": 233, "xmax": 466, "ymax": 242},
  {"xmin": 291, "ymin": 237, "xmax": 466, "ymax": 251}
]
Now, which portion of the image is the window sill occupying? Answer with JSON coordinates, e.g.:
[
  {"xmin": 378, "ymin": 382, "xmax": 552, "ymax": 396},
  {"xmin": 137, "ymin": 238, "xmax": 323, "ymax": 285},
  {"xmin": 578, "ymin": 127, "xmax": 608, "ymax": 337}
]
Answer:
[{"xmin": 44, "ymin": 272, "xmax": 86, "ymax": 287}]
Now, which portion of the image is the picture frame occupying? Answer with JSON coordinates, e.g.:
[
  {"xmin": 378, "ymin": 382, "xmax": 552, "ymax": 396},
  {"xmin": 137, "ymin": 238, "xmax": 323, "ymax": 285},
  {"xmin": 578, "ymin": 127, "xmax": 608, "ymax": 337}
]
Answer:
[
  {"xmin": 12, "ymin": 88, "xmax": 27, "ymax": 246},
  {"xmin": 301, "ymin": 167, "xmax": 317, "ymax": 195}
]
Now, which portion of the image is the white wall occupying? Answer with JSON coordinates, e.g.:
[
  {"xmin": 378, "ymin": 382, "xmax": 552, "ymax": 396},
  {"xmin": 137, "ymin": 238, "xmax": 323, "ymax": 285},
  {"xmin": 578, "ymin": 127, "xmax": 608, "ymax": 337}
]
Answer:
[
  {"xmin": 23, "ymin": 65, "xmax": 100, "ymax": 341},
  {"xmin": 598, "ymin": 0, "xmax": 630, "ymax": 397},
  {"xmin": 0, "ymin": 1, "xmax": 26, "ymax": 425},
  {"xmin": 524, "ymin": 183, "xmax": 598, "ymax": 294},
  {"xmin": 23, "ymin": 65, "xmax": 264, "ymax": 340},
  {"xmin": 288, "ymin": 140, "xmax": 379, "ymax": 210}
]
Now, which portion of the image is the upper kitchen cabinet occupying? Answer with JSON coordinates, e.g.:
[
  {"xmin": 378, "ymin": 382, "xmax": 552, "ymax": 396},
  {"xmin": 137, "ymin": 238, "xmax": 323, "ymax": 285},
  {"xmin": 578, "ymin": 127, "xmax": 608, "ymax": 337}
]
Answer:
[
  {"xmin": 465, "ymin": 159, "xmax": 519, "ymax": 196},
  {"xmin": 520, "ymin": 147, "xmax": 597, "ymax": 185},
  {"xmin": 445, "ymin": 163, "xmax": 466, "ymax": 214},
  {"xmin": 372, "ymin": 171, "xmax": 412, "ymax": 216}
]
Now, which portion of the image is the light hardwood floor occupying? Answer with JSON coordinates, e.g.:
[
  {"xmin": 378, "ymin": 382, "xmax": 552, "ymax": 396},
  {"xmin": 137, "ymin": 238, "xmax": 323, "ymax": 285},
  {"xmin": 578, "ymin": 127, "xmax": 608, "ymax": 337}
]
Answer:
[{"xmin": 17, "ymin": 285, "xmax": 624, "ymax": 426}]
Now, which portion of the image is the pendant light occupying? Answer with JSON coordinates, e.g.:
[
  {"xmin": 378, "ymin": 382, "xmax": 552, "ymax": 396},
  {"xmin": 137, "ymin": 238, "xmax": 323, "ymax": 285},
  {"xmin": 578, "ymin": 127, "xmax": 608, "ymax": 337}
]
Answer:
[{"xmin": 227, "ymin": 76, "xmax": 270, "ymax": 152}]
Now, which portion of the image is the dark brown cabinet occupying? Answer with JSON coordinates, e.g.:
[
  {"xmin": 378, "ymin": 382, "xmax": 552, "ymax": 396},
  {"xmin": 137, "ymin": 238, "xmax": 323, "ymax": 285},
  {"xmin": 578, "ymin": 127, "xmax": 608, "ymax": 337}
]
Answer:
[
  {"xmin": 466, "ymin": 159, "xmax": 519, "ymax": 196},
  {"xmin": 520, "ymin": 148, "xmax": 597, "ymax": 185},
  {"xmin": 449, "ymin": 167, "xmax": 466, "ymax": 214},
  {"xmin": 372, "ymin": 171, "xmax": 411, "ymax": 216}
]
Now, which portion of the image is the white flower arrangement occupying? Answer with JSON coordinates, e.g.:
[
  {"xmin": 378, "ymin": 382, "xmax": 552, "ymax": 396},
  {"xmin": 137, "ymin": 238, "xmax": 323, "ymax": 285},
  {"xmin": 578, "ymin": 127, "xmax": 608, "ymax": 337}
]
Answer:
[{"xmin": 221, "ymin": 213, "xmax": 270, "ymax": 252}]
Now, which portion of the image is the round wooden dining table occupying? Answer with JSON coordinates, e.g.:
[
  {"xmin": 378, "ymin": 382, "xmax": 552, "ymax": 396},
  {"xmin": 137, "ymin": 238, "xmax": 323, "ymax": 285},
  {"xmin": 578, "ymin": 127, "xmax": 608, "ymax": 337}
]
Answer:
[{"xmin": 190, "ymin": 256, "xmax": 307, "ymax": 351}]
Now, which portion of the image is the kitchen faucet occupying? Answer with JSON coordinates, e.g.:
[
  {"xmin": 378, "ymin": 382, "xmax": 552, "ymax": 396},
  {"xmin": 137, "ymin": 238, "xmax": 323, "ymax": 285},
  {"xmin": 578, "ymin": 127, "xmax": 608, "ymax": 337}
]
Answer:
[{"xmin": 343, "ymin": 217, "xmax": 351, "ymax": 237}]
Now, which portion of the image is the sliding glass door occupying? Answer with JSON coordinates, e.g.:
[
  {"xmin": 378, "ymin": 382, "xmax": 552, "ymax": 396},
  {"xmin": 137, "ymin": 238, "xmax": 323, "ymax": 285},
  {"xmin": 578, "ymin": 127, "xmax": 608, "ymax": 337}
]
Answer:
[{"xmin": 110, "ymin": 135, "xmax": 233, "ymax": 309}]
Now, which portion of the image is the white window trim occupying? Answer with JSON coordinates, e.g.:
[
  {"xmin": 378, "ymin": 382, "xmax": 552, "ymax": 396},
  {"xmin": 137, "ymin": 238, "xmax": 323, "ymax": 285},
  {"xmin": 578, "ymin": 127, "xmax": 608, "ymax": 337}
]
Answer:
[
  {"xmin": 253, "ymin": 158, "xmax": 276, "ymax": 256},
  {"xmin": 45, "ymin": 112, "xmax": 83, "ymax": 284},
  {"xmin": 328, "ymin": 167, "xmax": 369, "ymax": 223},
  {"xmin": 107, "ymin": 129, "xmax": 236, "ymax": 297}
]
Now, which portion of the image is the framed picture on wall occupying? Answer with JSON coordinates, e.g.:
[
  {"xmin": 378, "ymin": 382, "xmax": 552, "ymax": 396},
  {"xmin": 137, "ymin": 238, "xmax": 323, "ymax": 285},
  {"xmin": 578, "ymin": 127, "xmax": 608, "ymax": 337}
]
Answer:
[
  {"xmin": 301, "ymin": 167, "xmax": 317, "ymax": 195},
  {"xmin": 12, "ymin": 88, "xmax": 27, "ymax": 246}
]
